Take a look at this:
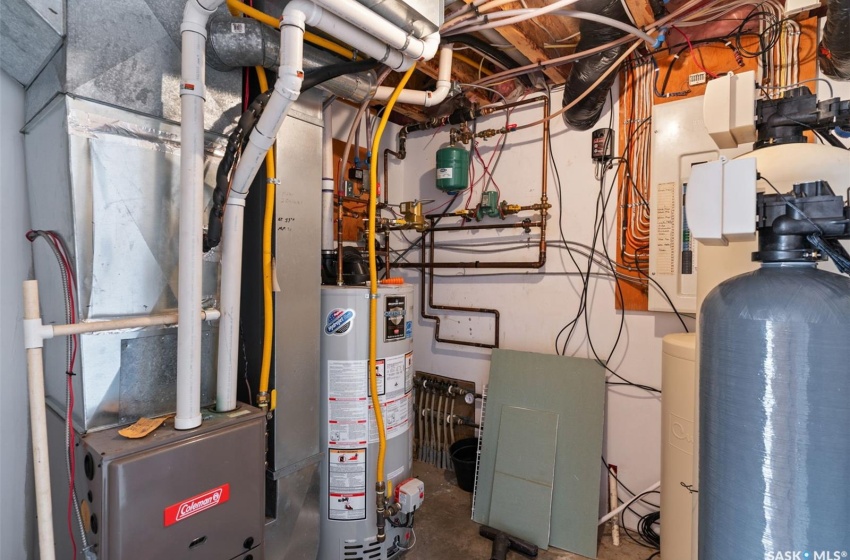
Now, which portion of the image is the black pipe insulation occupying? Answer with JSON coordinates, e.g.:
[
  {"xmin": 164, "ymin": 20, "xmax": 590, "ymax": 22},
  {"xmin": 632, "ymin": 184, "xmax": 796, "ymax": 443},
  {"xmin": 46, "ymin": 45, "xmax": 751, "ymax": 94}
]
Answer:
[
  {"xmin": 561, "ymin": 0, "xmax": 632, "ymax": 130},
  {"xmin": 442, "ymin": 34, "xmax": 534, "ymax": 88},
  {"xmin": 819, "ymin": 0, "xmax": 850, "ymax": 80},
  {"xmin": 205, "ymin": 60, "xmax": 380, "ymax": 252},
  {"xmin": 205, "ymin": 91, "xmax": 272, "ymax": 252},
  {"xmin": 302, "ymin": 59, "xmax": 381, "ymax": 91}
]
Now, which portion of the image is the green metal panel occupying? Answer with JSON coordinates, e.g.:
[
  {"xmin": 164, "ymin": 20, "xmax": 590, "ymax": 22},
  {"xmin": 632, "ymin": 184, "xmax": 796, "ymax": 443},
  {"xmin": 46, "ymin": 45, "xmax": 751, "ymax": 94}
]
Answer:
[
  {"xmin": 488, "ymin": 406, "xmax": 559, "ymax": 549},
  {"xmin": 472, "ymin": 350, "xmax": 606, "ymax": 558}
]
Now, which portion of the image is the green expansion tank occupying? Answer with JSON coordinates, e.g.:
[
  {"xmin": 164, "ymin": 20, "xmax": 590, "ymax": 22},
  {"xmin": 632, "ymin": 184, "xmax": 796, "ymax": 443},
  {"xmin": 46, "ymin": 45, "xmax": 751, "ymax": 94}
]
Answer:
[{"xmin": 436, "ymin": 145, "xmax": 469, "ymax": 193}]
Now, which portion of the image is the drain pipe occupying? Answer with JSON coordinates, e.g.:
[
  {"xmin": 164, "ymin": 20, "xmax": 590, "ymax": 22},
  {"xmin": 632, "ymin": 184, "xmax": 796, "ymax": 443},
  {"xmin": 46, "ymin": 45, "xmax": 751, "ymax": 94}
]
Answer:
[
  {"xmin": 215, "ymin": 0, "xmax": 307, "ymax": 412},
  {"xmin": 177, "ymin": 0, "xmax": 225, "ymax": 430},
  {"xmin": 373, "ymin": 47, "xmax": 454, "ymax": 106}
]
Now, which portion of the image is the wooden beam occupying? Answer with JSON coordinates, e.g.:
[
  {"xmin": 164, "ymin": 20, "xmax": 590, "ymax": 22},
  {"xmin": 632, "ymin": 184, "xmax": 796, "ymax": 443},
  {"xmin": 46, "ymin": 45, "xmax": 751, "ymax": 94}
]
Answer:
[
  {"xmin": 460, "ymin": 0, "xmax": 567, "ymax": 84},
  {"xmin": 623, "ymin": 0, "xmax": 655, "ymax": 28}
]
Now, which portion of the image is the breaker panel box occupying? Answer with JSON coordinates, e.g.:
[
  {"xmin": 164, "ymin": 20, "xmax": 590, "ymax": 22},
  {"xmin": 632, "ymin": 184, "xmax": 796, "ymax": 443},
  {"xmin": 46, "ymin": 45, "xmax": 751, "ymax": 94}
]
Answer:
[{"xmin": 648, "ymin": 97, "xmax": 750, "ymax": 313}]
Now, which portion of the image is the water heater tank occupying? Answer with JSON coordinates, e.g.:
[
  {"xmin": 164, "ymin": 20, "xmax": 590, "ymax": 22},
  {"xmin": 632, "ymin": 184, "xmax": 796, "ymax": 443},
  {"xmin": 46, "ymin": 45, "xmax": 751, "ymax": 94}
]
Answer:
[
  {"xmin": 319, "ymin": 284, "xmax": 416, "ymax": 560},
  {"xmin": 661, "ymin": 333, "xmax": 696, "ymax": 560},
  {"xmin": 699, "ymin": 263, "xmax": 850, "ymax": 557}
]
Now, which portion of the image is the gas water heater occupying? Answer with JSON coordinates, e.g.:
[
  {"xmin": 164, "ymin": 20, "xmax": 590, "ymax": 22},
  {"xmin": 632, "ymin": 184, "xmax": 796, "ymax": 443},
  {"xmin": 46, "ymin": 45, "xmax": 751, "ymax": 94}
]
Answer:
[{"xmin": 319, "ymin": 284, "xmax": 420, "ymax": 560}]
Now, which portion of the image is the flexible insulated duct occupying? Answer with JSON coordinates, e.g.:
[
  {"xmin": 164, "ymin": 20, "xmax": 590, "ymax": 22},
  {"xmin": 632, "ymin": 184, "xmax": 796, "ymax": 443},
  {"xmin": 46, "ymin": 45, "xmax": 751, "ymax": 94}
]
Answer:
[
  {"xmin": 561, "ymin": 0, "xmax": 631, "ymax": 130},
  {"xmin": 207, "ymin": 15, "xmax": 378, "ymax": 102},
  {"xmin": 819, "ymin": 0, "xmax": 850, "ymax": 80}
]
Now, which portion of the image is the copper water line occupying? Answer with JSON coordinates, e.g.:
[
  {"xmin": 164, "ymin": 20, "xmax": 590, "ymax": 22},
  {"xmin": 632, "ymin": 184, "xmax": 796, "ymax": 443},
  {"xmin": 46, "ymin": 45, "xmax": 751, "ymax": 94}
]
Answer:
[
  {"xmin": 393, "ymin": 95, "xmax": 550, "ymax": 270},
  {"xmin": 419, "ymin": 228, "xmax": 501, "ymax": 349}
]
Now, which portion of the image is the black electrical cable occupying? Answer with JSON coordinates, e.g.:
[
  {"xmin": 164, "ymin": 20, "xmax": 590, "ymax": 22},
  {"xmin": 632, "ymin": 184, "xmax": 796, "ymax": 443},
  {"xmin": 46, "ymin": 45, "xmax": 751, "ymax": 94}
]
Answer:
[
  {"xmin": 619, "ymin": 490, "xmax": 661, "ymax": 549},
  {"xmin": 443, "ymin": 34, "xmax": 535, "ymax": 88},
  {"xmin": 549, "ymin": 91, "xmax": 666, "ymax": 394}
]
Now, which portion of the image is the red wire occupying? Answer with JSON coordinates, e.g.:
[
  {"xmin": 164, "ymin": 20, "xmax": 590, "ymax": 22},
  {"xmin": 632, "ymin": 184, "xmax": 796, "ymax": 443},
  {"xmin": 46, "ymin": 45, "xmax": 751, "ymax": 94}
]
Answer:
[
  {"xmin": 45, "ymin": 232, "xmax": 79, "ymax": 560},
  {"xmin": 670, "ymin": 25, "xmax": 718, "ymax": 79},
  {"xmin": 473, "ymin": 143, "xmax": 502, "ymax": 197}
]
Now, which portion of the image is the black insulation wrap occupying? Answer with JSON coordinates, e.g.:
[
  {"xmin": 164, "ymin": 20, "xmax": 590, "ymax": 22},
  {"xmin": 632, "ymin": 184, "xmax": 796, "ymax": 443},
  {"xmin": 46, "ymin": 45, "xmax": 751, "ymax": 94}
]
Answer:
[
  {"xmin": 819, "ymin": 0, "xmax": 850, "ymax": 80},
  {"xmin": 443, "ymin": 34, "xmax": 534, "ymax": 88},
  {"xmin": 562, "ymin": 0, "xmax": 631, "ymax": 130},
  {"xmin": 301, "ymin": 59, "xmax": 380, "ymax": 91},
  {"xmin": 204, "ymin": 60, "xmax": 379, "ymax": 252},
  {"xmin": 204, "ymin": 90, "xmax": 272, "ymax": 252}
]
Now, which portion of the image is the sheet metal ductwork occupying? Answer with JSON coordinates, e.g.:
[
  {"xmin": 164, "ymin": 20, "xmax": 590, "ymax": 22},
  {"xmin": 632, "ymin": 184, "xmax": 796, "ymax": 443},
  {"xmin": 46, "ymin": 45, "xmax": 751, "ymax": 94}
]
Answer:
[
  {"xmin": 561, "ymin": 0, "xmax": 632, "ymax": 130},
  {"xmin": 207, "ymin": 15, "xmax": 378, "ymax": 102},
  {"xmin": 819, "ymin": 0, "xmax": 850, "ymax": 80}
]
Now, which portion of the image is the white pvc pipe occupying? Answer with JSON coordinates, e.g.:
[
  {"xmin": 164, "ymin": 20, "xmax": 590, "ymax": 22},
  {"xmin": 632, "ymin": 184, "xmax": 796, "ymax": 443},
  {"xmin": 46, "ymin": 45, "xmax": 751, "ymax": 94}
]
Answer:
[
  {"xmin": 598, "ymin": 480, "xmax": 661, "ymax": 526},
  {"xmin": 322, "ymin": 103, "xmax": 335, "ymax": 253},
  {"xmin": 22, "ymin": 280, "xmax": 56, "ymax": 560},
  {"xmin": 311, "ymin": 0, "xmax": 440, "ymax": 61},
  {"xmin": 292, "ymin": 0, "xmax": 414, "ymax": 71},
  {"xmin": 215, "ymin": 201, "xmax": 246, "ymax": 412},
  {"xmin": 176, "ymin": 0, "xmax": 224, "ymax": 431},
  {"xmin": 373, "ymin": 47, "xmax": 454, "ymax": 106},
  {"xmin": 49, "ymin": 309, "xmax": 220, "ymax": 338},
  {"xmin": 216, "ymin": 2, "xmax": 306, "ymax": 412}
]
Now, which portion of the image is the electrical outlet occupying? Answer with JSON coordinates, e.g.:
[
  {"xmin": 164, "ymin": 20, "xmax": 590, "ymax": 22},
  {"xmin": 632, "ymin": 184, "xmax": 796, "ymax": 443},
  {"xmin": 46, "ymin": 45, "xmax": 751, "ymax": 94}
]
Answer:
[{"xmin": 689, "ymin": 72, "xmax": 707, "ymax": 86}]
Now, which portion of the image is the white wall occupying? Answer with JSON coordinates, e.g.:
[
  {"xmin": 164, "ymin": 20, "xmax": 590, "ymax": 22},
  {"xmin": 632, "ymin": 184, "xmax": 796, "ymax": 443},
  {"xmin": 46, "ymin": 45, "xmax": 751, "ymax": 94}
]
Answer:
[
  {"xmin": 0, "ymin": 69, "xmax": 35, "ymax": 559},
  {"xmin": 392, "ymin": 88, "xmax": 695, "ymax": 516}
]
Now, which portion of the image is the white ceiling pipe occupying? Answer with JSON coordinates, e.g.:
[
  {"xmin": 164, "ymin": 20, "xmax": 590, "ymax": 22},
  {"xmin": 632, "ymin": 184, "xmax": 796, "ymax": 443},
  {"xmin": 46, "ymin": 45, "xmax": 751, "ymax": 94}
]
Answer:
[
  {"xmin": 215, "ymin": 0, "xmax": 306, "ymax": 412},
  {"xmin": 299, "ymin": 2, "xmax": 414, "ymax": 70},
  {"xmin": 311, "ymin": 0, "xmax": 440, "ymax": 61},
  {"xmin": 176, "ymin": 0, "xmax": 225, "ymax": 430},
  {"xmin": 373, "ymin": 47, "xmax": 454, "ymax": 106}
]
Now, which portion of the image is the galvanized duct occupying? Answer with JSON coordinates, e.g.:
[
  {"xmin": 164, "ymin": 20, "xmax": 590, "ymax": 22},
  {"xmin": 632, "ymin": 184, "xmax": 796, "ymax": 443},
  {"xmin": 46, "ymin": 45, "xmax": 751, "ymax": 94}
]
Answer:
[
  {"xmin": 207, "ymin": 15, "xmax": 378, "ymax": 102},
  {"xmin": 819, "ymin": 0, "xmax": 850, "ymax": 80},
  {"xmin": 561, "ymin": 0, "xmax": 631, "ymax": 130}
]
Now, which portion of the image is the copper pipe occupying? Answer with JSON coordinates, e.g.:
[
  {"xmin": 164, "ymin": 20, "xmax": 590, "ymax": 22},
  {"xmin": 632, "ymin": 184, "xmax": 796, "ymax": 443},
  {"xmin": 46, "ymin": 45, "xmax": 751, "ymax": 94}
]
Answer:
[
  {"xmin": 401, "ymin": 97, "xmax": 551, "ymax": 347},
  {"xmin": 419, "ymin": 229, "xmax": 500, "ymax": 349},
  {"xmin": 383, "ymin": 149, "xmax": 402, "ymax": 206}
]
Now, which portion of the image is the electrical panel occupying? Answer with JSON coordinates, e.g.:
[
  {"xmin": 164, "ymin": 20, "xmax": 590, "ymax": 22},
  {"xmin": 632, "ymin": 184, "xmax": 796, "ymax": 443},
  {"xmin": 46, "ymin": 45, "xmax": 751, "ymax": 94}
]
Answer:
[{"xmin": 648, "ymin": 97, "xmax": 749, "ymax": 313}]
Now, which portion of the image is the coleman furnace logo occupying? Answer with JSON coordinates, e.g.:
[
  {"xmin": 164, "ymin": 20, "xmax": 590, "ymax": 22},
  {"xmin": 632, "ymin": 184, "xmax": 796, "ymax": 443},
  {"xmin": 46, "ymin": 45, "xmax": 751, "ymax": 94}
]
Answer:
[{"xmin": 164, "ymin": 483, "xmax": 230, "ymax": 527}]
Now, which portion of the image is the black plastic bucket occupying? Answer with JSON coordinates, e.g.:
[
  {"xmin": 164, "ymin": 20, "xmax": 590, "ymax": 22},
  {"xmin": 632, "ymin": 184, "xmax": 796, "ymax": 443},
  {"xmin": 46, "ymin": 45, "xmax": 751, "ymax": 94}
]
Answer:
[{"xmin": 449, "ymin": 437, "xmax": 479, "ymax": 492}]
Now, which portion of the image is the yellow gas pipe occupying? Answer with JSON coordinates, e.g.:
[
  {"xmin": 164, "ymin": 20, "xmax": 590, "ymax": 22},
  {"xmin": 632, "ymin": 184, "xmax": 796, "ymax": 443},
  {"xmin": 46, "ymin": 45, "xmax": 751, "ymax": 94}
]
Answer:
[{"xmin": 368, "ymin": 63, "xmax": 417, "ymax": 542}]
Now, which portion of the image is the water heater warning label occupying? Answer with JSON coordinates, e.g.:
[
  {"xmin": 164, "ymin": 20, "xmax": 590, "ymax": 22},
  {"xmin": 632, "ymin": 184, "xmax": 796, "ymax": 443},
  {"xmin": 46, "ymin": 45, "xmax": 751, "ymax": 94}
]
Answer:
[
  {"xmin": 369, "ymin": 392, "xmax": 411, "ymax": 443},
  {"xmin": 329, "ymin": 448, "xmax": 366, "ymax": 521},
  {"xmin": 328, "ymin": 360, "xmax": 369, "ymax": 445}
]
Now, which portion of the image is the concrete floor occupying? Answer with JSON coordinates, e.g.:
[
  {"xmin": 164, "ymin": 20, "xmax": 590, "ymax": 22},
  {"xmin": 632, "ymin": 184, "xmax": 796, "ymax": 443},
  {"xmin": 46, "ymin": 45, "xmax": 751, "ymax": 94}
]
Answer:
[{"xmin": 405, "ymin": 461, "xmax": 655, "ymax": 560}]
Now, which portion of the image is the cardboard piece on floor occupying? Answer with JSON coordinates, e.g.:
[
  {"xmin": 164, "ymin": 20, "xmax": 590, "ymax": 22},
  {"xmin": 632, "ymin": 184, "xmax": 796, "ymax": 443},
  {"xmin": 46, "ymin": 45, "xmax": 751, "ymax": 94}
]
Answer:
[
  {"xmin": 488, "ymin": 405, "xmax": 559, "ymax": 549},
  {"xmin": 472, "ymin": 349, "xmax": 606, "ymax": 558}
]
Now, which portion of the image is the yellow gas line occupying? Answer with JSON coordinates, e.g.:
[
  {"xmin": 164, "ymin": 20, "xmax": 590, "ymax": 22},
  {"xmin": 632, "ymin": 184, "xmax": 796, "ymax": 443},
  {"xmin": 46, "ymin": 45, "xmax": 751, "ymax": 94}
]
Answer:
[
  {"xmin": 369, "ymin": 64, "xmax": 417, "ymax": 492},
  {"xmin": 256, "ymin": 65, "xmax": 275, "ymax": 412}
]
